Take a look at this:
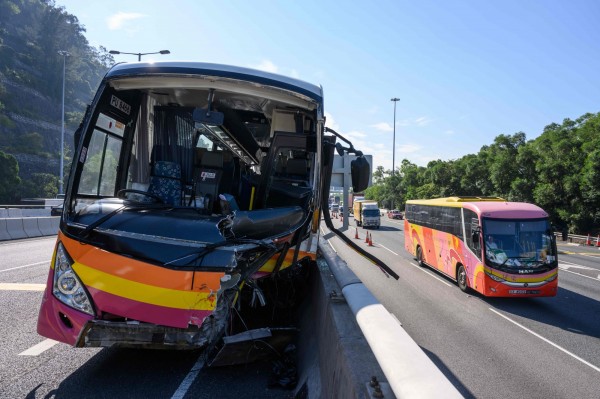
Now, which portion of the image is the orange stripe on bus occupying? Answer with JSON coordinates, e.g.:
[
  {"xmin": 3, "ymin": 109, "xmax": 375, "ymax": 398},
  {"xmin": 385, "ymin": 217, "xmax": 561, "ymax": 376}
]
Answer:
[{"xmin": 59, "ymin": 233, "xmax": 223, "ymax": 291}]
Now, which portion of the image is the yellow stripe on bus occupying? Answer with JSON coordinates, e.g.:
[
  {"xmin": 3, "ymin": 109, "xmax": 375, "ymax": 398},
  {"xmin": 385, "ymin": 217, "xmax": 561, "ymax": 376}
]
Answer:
[{"xmin": 73, "ymin": 262, "xmax": 216, "ymax": 310}]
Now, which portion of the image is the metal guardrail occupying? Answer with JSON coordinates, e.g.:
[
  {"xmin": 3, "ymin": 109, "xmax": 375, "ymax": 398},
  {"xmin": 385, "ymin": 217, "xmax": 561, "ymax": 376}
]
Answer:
[{"xmin": 555, "ymin": 232, "xmax": 600, "ymax": 246}]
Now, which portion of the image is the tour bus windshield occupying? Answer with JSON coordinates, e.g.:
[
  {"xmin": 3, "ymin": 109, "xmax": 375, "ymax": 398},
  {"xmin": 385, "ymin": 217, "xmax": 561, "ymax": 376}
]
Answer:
[{"xmin": 482, "ymin": 217, "xmax": 556, "ymax": 271}]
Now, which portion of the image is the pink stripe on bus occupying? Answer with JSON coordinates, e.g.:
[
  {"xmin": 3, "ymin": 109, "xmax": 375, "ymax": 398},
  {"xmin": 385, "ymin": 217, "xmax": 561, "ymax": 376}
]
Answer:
[{"xmin": 87, "ymin": 287, "xmax": 213, "ymax": 328}]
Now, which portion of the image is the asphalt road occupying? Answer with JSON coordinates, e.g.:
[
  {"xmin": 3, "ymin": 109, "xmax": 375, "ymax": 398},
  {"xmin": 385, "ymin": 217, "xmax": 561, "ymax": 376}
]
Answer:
[
  {"xmin": 3, "ymin": 221, "xmax": 600, "ymax": 399},
  {"xmin": 324, "ymin": 214, "xmax": 600, "ymax": 399},
  {"xmin": 0, "ymin": 237, "xmax": 297, "ymax": 399}
]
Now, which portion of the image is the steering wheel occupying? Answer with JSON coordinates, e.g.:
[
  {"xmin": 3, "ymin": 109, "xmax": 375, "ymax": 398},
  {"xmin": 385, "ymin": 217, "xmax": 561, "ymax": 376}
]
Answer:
[{"xmin": 117, "ymin": 189, "xmax": 165, "ymax": 204}]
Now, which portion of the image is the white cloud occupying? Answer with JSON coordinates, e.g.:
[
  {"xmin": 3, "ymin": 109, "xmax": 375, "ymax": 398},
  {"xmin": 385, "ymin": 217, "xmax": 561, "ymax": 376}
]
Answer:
[
  {"xmin": 445, "ymin": 130, "xmax": 455, "ymax": 135},
  {"xmin": 346, "ymin": 130, "xmax": 367, "ymax": 138},
  {"xmin": 397, "ymin": 144, "xmax": 421, "ymax": 153},
  {"xmin": 107, "ymin": 12, "xmax": 146, "ymax": 30},
  {"xmin": 249, "ymin": 61, "xmax": 303, "ymax": 80},
  {"xmin": 414, "ymin": 117, "xmax": 431, "ymax": 126},
  {"xmin": 251, "ymin": 60, "xmax": 279, "ymax": 73},
  {"xmin": 372, "ymin": 122, "xmax": 393, "ymax": 132},
  {"xmin": 324, "ymin": 112, "xmax": 340, "ymax": 131}
]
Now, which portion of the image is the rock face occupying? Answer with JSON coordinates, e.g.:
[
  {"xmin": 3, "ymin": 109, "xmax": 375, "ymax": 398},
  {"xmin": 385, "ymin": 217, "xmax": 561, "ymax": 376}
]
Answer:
[{"xmin": 1, "ymin": 75, "xmax": 74, "ymax": 180}]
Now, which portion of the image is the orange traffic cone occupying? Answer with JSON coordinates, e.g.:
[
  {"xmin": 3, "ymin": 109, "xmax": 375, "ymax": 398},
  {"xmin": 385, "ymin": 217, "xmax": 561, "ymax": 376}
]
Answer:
[
  {"xmin": 586, "ymin": 234, "xmax": 592, "ymax": 246},
  {"xmin": 596, "ymin": 235, "xmax": 600, "ymax": 247},
  {"xmin": 368, "ymin": 232, "xmax": 374, "ymax": 246},
  {"xmin": 365, "ymin": 231, "xmax": 369, "ymax": 243},
  {"xmin": 355, "ymin": 228, "xmax": 359, "ymax": 239}
]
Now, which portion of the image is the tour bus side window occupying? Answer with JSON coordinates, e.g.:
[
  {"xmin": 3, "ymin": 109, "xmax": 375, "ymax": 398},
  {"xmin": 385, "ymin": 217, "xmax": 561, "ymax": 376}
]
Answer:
[
  {"xmin": 449, "ymin": 207, "xmax": 463, "ymax": 239},
  {"xmin": 464, "ymin": 209, "xmax": 480, "ymax": 254}
]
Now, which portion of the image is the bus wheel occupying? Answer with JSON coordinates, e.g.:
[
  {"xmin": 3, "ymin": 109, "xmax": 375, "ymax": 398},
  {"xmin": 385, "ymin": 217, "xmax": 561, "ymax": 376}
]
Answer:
[
  {"xmin": 416, "ymin": 246, "xmax": 425, "ymax": 267},
  {"xmin": 457, "ymin": 265, "xmax": 469, "ymax": 292}
]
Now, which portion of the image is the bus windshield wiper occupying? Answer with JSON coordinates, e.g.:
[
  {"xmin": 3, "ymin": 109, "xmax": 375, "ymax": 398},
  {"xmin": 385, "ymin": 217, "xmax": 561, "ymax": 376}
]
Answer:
[
  {"xmin": 164, "ymin": 238, "xmax": 277, "ymax": 267},
  {"xmin": 78, "ymin": 203, "xmax": 172, "ymax": 238}
]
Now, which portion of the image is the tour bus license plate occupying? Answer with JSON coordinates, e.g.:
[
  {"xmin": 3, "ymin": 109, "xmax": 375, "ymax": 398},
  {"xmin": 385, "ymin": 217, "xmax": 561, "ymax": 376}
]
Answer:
[{"xmin": 509, "ymin": 289, "xmax": 540, "ymax": 295}]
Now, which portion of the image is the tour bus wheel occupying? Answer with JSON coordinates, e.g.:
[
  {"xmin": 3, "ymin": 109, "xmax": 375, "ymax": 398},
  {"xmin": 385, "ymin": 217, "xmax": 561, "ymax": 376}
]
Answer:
[
  {"xmin": 417, "ymin": 246, "xmax": 425, "ymax": 267},
  {"xmin": 457, "ymin": 264, "xmax": 469, "ymax": 292}
]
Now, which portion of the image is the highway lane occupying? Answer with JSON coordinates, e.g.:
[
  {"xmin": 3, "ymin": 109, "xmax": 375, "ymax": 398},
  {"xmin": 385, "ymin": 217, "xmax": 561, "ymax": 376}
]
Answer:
[
  {"xmin": 0, "ymin": 236, "xmax": 297, "ymax": 399},
  {"xmin": 325, "ymin": 214, "xmax": 600, "ymax": 399}
]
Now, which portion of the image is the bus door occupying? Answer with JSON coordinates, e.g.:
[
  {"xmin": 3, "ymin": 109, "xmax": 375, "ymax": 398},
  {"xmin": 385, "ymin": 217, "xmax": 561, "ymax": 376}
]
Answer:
[{"xmin": 462, "ymin": 208, "xmax": 484, "ymax": 290}]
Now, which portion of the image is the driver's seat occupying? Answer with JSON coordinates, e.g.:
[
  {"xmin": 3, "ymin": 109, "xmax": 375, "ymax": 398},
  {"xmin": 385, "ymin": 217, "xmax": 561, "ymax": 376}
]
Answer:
[{"xmin": 147, "ymin": 161, "xmax": 182, "ymax": 206}]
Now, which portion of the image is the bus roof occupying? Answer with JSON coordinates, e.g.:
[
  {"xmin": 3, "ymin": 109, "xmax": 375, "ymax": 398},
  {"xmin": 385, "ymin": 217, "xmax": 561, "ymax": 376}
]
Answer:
[
  {"xmin": 406, "ymin": 197, "xmax": 548, "ymax": 218},
  {"xmin": 406, "ymin": 197, "xmax": 505, "ymax": 208},
  {"xmin": 105, "ymin": 61, "xmax": 324, "ymax": 107}
]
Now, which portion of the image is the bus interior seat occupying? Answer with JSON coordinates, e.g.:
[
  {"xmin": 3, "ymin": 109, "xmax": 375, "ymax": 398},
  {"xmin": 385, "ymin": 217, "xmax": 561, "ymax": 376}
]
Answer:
[
  {"xmin": 195, "ymin": 151, "xmax": 224, "ymax": 214},
  {"xmin": 266, "ymin": 157, "xmax": 312, "ymax": 208},
  {"xmin": 284, "ymin": 158, "xmax": 308, "ymax": 184},
  {"xmin": 147, "ymin": 161, "xmax": 183, "ymax": 206}
]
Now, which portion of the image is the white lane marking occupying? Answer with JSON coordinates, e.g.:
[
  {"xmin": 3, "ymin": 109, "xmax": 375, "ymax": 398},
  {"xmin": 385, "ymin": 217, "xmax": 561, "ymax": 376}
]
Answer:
[
  {"xmin": 0, "ymin": 261, "xmax": 49, "ymax": 273},
  {"xmin": 0, "ymin": 283, "xmax": 46, "ymax": 291},
  {"xmin": 559, "ymin": 261, "xmax": 596, "ymax": 270},
  {"xmin": 489, "ymin": 308, "xmax": 600, "ymax": 374},
  {"xmin": 408, "ymin": 262, "xmax": 453, "ymax": 287},
  {"xmin": 171, "ymin": 356, "xmax": 206, "ymax": 399},
  {"xmin": 18, "ymin": 339, "xmax": 58, "ymax": 356},
  {"xmin": 377, "ymin": 243, "xmax": 399, "ymax": 256},
  {"xmin": 559, "ymin": 268, "xmax": 600, "ymax": 282}
]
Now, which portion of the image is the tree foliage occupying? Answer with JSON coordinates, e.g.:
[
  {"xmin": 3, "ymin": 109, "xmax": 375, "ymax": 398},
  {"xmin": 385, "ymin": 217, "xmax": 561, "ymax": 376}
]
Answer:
[
  {"xmin": 0, "ymin": 150, "xmax": 20, "ymax": 203},
  {"xmin": 365, "ymin": 113, "xmax": 600, "ymax": 234},
  {"xmin": 0, "ymin": 0, "xmax": 114, "ymax": 201}
]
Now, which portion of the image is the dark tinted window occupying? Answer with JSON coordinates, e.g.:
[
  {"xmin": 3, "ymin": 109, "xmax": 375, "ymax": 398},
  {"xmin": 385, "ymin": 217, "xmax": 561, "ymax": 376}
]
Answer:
[
  {"xmin": 464, "ymin": 208, "xmax": 480, "ymax": 254},
  {"xmin": 406, "ymin": 204, "xmax": 464, "ymax": 240}
]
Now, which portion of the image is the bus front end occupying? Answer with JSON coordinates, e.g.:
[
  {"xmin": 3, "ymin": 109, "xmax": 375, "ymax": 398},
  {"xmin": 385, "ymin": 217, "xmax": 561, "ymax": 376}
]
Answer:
[
  {"xmin": 480, "ymin": 217, "xmax": 558, "ymax": 297},
  {"xmin": 37, "ymin": 61, "xmax": 329, "ymax": 355}
]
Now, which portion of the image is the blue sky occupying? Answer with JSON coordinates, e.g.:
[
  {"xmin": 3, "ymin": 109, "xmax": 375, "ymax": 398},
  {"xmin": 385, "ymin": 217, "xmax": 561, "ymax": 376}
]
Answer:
[{"xmin": 56, "ymin": 0, "xmax": 600, "ymax": 171}]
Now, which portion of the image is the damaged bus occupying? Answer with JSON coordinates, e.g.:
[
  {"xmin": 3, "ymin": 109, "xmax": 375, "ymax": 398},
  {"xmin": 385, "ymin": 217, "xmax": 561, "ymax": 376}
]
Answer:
[{"xmin": 37, "ymin": 61, "xmax": 369, "ymax": 361}]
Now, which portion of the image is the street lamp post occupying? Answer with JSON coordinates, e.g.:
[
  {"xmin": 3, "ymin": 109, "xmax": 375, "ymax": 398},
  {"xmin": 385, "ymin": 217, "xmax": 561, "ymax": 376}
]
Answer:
[
  {"xmin": 58, "ymin": 50, "xmax": 69, "ymax": 195},
  {"xmin": 390, "ymin": 97, "xmax": 400, "ymax": 211},
  {"xmin": 109, "ymin": 49, "xmax": 170, "ymax": 61},
  {"xmin": 390, "ymin": 97, "xmax": 400, "ymax": 175}
]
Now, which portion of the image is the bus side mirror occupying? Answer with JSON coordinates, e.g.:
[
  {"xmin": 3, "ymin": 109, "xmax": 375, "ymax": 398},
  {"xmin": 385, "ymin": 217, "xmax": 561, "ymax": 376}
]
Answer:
[
  {"xmin": 351, "ymin": 156, "xmax": 370, "ymax": 192},
  {"xmin": 472, "ymin": 229, "xmax": 480, "ymax": 248}
]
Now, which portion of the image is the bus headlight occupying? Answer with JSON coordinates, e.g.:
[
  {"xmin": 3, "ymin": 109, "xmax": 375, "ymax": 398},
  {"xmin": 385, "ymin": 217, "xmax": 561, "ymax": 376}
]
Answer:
[
  {"xmin": 53, "ymin": 243, "xmax": 95, "ymax": 316},
  {"xmin": 485, "ymin": 271, "xmax": 505, "ymax": 282}
]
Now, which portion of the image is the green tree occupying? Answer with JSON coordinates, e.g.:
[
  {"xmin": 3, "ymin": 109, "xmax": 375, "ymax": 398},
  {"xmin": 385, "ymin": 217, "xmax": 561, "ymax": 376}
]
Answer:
[
  {"xmin": 19, "ymin": 173, "xmax": 57, "ymax": 199},
  {"xmin": 0, "ymin": 150, "xmax": 21, "ymax": 203}
]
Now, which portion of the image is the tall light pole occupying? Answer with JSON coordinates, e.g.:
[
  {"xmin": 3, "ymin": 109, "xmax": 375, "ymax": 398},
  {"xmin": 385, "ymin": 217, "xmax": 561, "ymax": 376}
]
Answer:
[
  {"xmin": 58, "ymin": 50, "xmax": 69, "ymax": 195},
  {"xmin": 390, "ymin": 97, "xmax": 400, "ymax": 176},
  {"xmin": 109, "ymin": 49, "xmax": 170, "ymax": 61}
]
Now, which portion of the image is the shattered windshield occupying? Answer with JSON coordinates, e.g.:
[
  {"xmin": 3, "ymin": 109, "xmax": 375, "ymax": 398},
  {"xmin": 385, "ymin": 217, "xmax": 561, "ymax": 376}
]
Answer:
[{"xmin": 482, "ymin": 218, "xmax": 556, "ymax": 271}]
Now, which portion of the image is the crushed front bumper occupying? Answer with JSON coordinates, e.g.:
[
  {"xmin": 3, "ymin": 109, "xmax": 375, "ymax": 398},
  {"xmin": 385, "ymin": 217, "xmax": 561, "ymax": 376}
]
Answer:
[{"xmin": 76, "ymin": 320, "xmax": 210, "ymax": 349}]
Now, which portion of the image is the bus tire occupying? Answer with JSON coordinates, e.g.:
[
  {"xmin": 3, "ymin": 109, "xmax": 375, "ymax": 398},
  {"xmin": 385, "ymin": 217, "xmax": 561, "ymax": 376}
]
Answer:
[
  {"xmin": 457, "ymin": 264, "xmax": 469, "ymax": 292},
  {"xmin": 416, "ymin": 246, "xmax": 425, "ymax": 267}
]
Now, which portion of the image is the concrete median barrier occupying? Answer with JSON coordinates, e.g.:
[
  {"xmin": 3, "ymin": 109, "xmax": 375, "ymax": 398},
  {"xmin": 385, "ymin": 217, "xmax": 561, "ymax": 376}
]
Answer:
[
  {"xmin": 0, "ymin": 219, "xmax": 10, "ymax": 241},
  {"xmin": 7, "ymin": 209, "xmax": 23, "ymax": 218},
  {"xmin": 5, "ymin": 218, "xmax": 27, "ymax": 240},
  {"xmin": 38, "ymin": 217, "xmax": 59, "ymax": 236},
  {"xmin": 23, "ymin": 217, "xmax": 43, "ymax": 237},
  {"xmin": 319, "ymin": 241, "xmax": 462, "ymax": 398},
  {"xmin": 0, "ymin": 216, "xmax": 60, "ymax": 241}
]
